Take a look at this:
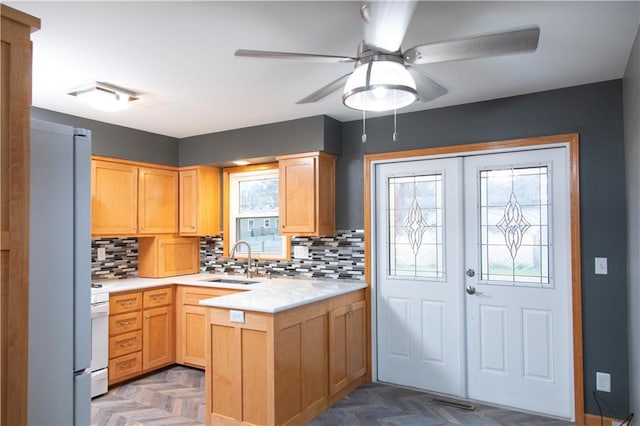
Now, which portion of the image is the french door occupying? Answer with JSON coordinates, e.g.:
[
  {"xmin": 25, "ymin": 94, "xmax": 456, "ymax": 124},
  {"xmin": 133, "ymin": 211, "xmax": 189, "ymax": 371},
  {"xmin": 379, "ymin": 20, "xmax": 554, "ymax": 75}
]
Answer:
[{"xmin": 375, "ymin": 146, "xmax": 573, "ymax": 419}]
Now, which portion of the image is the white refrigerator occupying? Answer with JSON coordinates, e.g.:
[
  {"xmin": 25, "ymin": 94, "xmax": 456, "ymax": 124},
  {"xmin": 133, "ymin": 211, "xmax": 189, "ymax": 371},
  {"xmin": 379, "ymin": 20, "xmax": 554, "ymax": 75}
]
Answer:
[{"xmin": 29, "ymin": 119, "xmax": 91, "ymax": 425}]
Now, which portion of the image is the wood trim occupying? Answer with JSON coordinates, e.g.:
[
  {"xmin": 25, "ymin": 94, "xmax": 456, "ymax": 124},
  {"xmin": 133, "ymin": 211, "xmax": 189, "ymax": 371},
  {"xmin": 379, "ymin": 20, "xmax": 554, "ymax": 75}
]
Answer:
[
  {"xmin": 275, "ymin": 151, "xmax": 331, "ymax": 161},
  {"xmin": 363, "ymin": 133, "xmax": 583, "ymax": 423},
  {"xmin": 1, "ymin": 6, "xmax": 39, "ymax": 425},
  {"xmin": 221, "ymin": 163, "xmax": 291, "ymax": 260},
  {"xmin": 91, "ymin": 154, "xmax": 178, "ymax": 171},
  {"xmin": 584, "ymin": 413, "xmax": 627, "ymax": 426},
  {"xmin": 0, "ymin": 4, "xmax": 40, "ymax": 32}
]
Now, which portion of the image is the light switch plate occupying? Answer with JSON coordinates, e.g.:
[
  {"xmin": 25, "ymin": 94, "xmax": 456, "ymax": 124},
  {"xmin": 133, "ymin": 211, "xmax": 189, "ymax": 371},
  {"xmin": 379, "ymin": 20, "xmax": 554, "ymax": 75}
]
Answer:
[
  {"xmin": 97, "ymin": 247, "xmax": 106, "ymax": 261},
  {"xmin": 230, "ymin": 310, "xmax": 245, "ymax": 324},
  {"xmin": 595, "ymin": 257, "xmax": 608, "ymax": 275}
]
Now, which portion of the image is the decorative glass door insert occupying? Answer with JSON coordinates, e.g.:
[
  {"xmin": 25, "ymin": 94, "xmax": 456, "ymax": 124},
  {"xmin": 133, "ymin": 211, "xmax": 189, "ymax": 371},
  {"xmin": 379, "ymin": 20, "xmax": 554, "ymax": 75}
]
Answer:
[
  {"xmin": 387, "ymin": 173, "xmax": 444, "ymax": 279},
  {"xmin": 478, "ymin": 166, "xmax": 550, "ymax": 284}
]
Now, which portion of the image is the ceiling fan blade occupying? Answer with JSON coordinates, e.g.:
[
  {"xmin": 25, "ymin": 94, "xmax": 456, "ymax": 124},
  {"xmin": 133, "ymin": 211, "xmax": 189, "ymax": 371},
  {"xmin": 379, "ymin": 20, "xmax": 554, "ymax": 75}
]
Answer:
[
  {"xmin": 404, "ymin": 27, "xmax": 540, "ymax": 65},
  {"xmin": 296, "ymin": 73, "xmax": 352, "ymax": 104},
  {"xmin": 235, "ymin": 49, "xmax": 355, "ymax": 64},
  {"xmin": 363, "ymin": 1, "xmax": 417, "ymax": 53},
  {"xmin": 407, "ymin": 67, "xmax": 448, "ymax": 102}
]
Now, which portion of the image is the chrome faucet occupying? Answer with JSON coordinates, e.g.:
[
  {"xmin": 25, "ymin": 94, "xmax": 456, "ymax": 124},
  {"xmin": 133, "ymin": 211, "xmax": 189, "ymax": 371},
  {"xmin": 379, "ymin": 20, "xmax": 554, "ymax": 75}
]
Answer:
[{"xmin": 230, "ymin": 240, "xmax": 254, "ymax": 278}]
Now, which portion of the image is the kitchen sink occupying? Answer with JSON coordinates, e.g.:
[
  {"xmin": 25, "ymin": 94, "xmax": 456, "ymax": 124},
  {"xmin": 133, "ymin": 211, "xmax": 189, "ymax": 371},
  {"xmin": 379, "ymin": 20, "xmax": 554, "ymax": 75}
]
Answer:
[{"xmin": 202, "ymin": 278, "xmax": 261, "ymax": 285}]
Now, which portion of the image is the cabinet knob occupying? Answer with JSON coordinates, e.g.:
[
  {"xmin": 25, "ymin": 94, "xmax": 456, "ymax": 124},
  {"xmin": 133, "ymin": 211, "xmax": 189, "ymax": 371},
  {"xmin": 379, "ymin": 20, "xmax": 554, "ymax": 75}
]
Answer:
[
  {"xmin": 145, "ymin": 314, "xmax": 150, "ymax": 319},
  {"xmin": 191, "ymin": 225, "xmax": 195, "ymax": 229}
]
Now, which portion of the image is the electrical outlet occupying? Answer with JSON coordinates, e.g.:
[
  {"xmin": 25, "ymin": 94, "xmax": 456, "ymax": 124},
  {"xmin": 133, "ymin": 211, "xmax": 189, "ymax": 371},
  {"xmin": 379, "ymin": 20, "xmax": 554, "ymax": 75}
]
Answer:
[
  {"xmin": 293, "ymin": 246, "xmax": 309, "ymax": 259},
  {"xmin": 230, "ymin": 310, "xmax": 245, "ymax": 324},
  {"xmin": 596, "ymin": 372, "xmax": 611, "ymax": 392},
  {"xmin": 97, "ymin": 247, "xmax": 106, "ymax": 261}
]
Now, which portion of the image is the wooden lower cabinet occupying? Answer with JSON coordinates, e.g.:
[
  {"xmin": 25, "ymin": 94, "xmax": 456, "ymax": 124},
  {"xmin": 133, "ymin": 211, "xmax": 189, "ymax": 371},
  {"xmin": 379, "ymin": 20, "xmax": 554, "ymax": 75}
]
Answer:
[
  {"xmin": 329, "ymin": 299, "xmax": 367, "ymax": 395},
  {"xmin": 108, "ymin": 286, "xmax": 174, "ymax": 385},
  {"xmin": 207, "ymin": 289, "xmax": 366, "ymax": 425},
  {"xmin": 109, "ymin": 352, "xmax": 143, "ymax": 384},
  {"xmin": 176, "ymin": 286, "xmax": 241, "ymax": 368},
  {"xmin": 143, "ymin": 305, "xmax": 174, "ymax": 370}
]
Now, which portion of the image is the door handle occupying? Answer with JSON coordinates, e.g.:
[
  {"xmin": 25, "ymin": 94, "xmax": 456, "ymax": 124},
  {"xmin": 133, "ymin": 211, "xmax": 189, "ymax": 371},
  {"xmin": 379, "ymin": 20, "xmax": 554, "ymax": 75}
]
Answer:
[{"xmin": 466, "ymin": 285, "xmax": 483, "ymax": 295}]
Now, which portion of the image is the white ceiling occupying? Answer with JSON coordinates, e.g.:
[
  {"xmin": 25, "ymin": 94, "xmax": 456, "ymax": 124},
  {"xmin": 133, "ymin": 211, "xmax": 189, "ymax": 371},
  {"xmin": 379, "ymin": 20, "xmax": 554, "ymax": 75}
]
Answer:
[{"xmin": 7, "ymin": 1, "xmax": 640, "ymax": 139}]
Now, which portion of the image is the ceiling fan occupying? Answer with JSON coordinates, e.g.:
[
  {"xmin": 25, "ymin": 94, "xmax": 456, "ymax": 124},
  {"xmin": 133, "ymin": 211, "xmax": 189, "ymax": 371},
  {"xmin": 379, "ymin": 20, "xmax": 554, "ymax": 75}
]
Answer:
[{"xmin": 235, "ymin": 1, "xmax": 540, "ymax": 112}]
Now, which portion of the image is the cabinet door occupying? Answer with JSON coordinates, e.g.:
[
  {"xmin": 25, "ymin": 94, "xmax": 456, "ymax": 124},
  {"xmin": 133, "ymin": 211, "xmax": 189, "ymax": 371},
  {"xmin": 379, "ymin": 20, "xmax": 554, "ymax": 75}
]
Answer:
[
  {"xmin": 179, "ymin": 166, "xmax": 221, "ymax": 236},
  {"xmin": 348, "ymin": 300, "xmax": 367, "ymax": 380},
  {"xmin": 176, "ymin": 304, "xmax": 208, "ymax": 368},
  {"xmin": 143, "ymin": 305, "xmax": 174, "ymax": 370},
  {"xmin": 328, "ymin": 305, "xmax": 349, "ymax": 395},
  {"xmin": 157, "ymin": 237, "xmax": 199, "ymax": 277},
  {"xmin": 92, "ymin": 160, "xmax": 138, "ymax": 235},
  {"xmin": 138, "ymin": 167, "xmax": 178, "ymax": 234},
  {"xmin": 279, "ymin": 156, "xmax": 316, "ymax": 234},
  {"xmin": 179, "ymin": 169, "xmax": 198, "ymax": 234}
]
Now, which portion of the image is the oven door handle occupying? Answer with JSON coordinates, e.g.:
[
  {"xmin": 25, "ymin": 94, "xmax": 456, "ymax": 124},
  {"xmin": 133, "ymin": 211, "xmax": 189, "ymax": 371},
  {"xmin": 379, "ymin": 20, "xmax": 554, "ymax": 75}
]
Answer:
[{"xmin": 91, "ymin": 302, "xmax": 110, "ymax": 318}]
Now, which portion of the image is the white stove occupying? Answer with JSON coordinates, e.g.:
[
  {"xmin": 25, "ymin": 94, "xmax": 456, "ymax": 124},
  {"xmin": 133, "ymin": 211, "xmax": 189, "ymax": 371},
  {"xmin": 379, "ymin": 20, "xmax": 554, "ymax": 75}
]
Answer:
[{"xmin": 90, "ymin": 284, "xmax": 109, "ymax": 397}]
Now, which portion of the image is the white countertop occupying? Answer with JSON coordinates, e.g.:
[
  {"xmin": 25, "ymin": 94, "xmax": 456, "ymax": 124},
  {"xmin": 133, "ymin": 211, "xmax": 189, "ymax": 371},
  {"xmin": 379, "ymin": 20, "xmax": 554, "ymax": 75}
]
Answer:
[{"xmin": 93, "ymin": 273, "xmax": 367, "ymax": 313}]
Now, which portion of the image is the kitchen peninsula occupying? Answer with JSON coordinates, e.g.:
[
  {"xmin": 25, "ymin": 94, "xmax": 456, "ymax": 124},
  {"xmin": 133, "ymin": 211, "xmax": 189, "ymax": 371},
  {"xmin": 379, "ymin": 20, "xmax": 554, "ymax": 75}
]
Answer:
[{"xmin": 97, "ymin": 274, "xmax": 368, "ymax": 425}]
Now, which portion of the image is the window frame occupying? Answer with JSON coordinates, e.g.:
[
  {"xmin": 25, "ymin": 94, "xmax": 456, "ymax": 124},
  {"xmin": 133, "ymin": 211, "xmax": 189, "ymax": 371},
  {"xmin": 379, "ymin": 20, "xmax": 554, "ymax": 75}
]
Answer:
[{"xmin": 223, "ymin": 163, "xmax": 290, "ymax": 260}]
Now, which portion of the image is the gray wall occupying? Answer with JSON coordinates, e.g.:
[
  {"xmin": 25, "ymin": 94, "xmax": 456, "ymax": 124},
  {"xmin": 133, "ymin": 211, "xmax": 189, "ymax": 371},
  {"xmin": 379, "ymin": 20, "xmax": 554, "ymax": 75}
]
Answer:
[
  {"xmin": 624, "ymin": 24, "xmax": 640, "ymax": 419},
  {"xmin": 339, "ymin": 80, "xmax": 629, "ymax": 418},
  {"xmin": 31, "ymin": 107, "xmax": 179, "ymax": 166},
  {"xmin": 179, "ymin": 115, "xmax": 341, "ymax": 166}
]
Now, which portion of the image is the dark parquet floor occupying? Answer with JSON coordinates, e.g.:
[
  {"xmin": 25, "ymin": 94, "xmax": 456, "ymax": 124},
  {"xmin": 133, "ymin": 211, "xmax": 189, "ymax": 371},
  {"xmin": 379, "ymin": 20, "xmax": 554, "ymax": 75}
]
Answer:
[{"xmin": 91, "ymin": 366, "xmax": 577, "ymax": 426}]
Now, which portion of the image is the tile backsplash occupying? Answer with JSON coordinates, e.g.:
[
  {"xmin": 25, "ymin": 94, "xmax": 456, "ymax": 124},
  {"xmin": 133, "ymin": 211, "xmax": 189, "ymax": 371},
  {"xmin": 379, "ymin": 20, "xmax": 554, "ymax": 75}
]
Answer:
[
  {"xmin": 91, "ymin": 238, "xmax": 138, "ymax": 280},
  {"xmin": 91, "ymin": 230, "xmax": 365, "ymax": 281},
  {"xmin": 200, "ymin": 230, "xmax": 364, "ymax": 280}
]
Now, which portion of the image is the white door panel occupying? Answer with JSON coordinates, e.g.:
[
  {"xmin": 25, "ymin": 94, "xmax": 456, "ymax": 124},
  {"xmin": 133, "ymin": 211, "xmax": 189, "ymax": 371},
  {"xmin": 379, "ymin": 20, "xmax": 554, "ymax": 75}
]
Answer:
[
  {"xmin": 376, "ymin": 158, "xmax": 465, "ymax": 396},
  {"xmin": 464, "ymin": 148, "xmax": 572, "ymax": 419}
]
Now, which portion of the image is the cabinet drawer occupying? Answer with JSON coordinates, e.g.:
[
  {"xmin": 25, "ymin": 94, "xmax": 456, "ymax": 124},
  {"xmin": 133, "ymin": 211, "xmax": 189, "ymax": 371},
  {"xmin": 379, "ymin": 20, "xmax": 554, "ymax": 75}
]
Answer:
[
  {"xmin": 110, "ymin": 292, "xmax": 142, "ymax": 314},
  {"xmin": 109, "ymin": 351, "xmax": 142, "ymax": 384},
  {"xmin": 110, "ymin": 311, "xmax": 142, "ymax": 335},
  {"xmin": 181, "ymin": 286, "xmax": 239, "ymax": 305},
  {"xmin": 109, "ymin": 330, "xmax": 142, "ymax": 358},
  {"xmin": 144, "ymin": 287, "xmax": 173, "ymax": 308}
]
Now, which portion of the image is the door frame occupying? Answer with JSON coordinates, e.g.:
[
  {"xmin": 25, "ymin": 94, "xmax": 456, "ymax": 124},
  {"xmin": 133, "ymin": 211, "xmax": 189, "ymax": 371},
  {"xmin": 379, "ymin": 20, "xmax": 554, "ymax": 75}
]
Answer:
[{"xmin": 363, "ymin": 133, "xmax": 583, "ymax": 423}]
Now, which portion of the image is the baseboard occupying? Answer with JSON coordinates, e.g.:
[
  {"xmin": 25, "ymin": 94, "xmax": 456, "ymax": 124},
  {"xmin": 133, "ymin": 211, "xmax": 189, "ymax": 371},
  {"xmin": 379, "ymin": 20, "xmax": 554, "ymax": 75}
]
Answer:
[{"xmin": 584, "ymin": 413, "xmax": 628, "ymax": 426}]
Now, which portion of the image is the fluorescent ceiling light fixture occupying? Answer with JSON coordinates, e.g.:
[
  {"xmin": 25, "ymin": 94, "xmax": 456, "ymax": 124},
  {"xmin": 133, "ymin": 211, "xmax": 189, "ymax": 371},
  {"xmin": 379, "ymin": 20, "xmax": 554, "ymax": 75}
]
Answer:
[
  {"xmin": 68, "ymin": 82, "xmax": 138, "ymax": 112},
  {"xmin": 343, "ymin": 56, "xmax": 417, "ymax": 112},
  {"xmin": 233, "ymin": 160, "xmax": 251, "ymax": 166}
]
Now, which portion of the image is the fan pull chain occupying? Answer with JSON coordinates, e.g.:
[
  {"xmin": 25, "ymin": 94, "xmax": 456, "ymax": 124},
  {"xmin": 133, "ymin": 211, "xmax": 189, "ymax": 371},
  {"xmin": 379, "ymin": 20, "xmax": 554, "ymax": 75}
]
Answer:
[
  {"xmin": 392, "ymin": 108, "xmax": 398, "ymax": 142},
  {"xmin": 361, "ymin": 108, "xmax": 367, "ymax": 143}
]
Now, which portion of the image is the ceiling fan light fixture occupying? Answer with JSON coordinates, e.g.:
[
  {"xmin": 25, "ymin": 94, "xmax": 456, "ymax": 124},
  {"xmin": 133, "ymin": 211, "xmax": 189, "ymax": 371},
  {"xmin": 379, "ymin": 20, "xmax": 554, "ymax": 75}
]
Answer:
[
  {"xmin": 343, "ymin": 58, "xmax": 417, "ymax": 112},
  {"xmin": 68, "ymin": 82, "xmax": 138, "ymax": 112}
]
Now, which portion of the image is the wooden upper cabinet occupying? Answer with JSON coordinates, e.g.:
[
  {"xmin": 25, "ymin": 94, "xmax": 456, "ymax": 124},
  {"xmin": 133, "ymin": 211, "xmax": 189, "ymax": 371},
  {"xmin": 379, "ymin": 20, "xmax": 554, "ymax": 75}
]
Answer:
[
  {"xmin": 179, "ymin": 166, "xmax": 220, "ymax": 235},
  {"xmin": 277, "ymin": 151, "xmax": 336, "ymax": 237},
  {"xmin": 92, "ymin": 159, "xmax": 138, "ymax": 235},
  {"xmin": 138, "ymin": 235, "xmax": 200, "ymax": 278},
  {"xmin": 138, "ymin": 166, "xmax": 178, "ymax": 234},
  {"xmin": 91, "ymin": 157, "xmax": 178, "ymax": 236}
]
